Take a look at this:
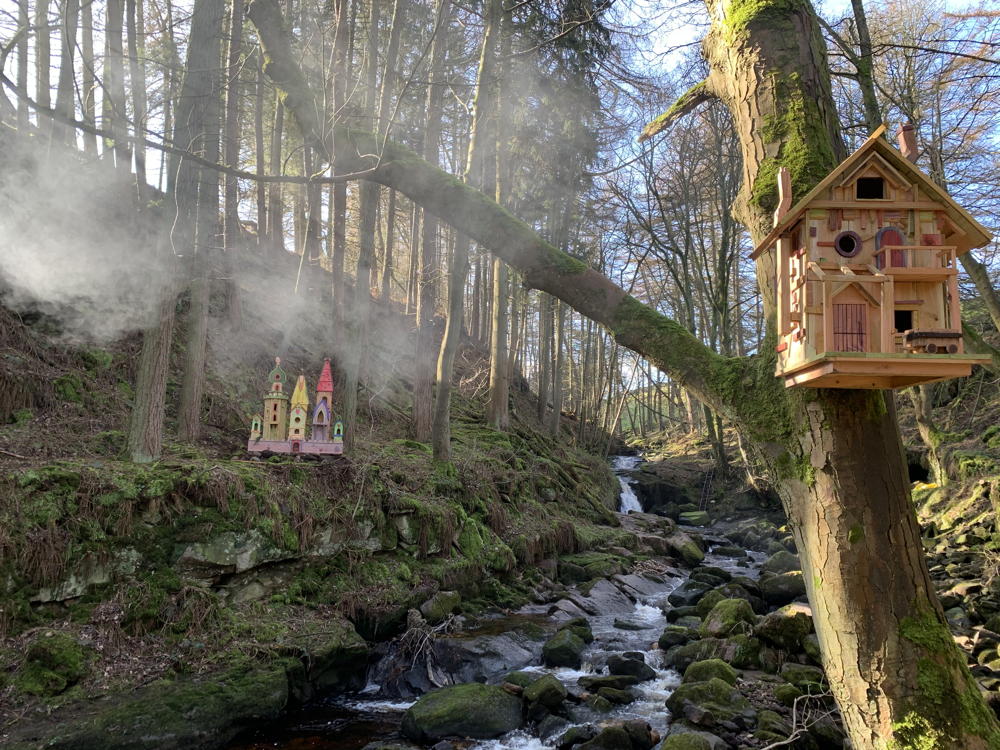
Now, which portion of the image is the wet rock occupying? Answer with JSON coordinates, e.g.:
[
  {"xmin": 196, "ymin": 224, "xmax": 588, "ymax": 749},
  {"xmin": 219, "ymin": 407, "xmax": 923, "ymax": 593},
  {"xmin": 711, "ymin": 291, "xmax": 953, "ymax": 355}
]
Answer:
[
  {"xmin": 666, "ymin": 605, "xmax": 700, "ymax": 622},
  {"xmin": 678, "ymin": 511, "xmax": 710, "ymax": 527},
  {"xmin": 675, "ymin": 616, "xmax": 702, "ymax": 630},
  {"xmin": 558, "ymin": 724, "xmax": 598, "ymax": 749},
  {"xmin": 808, "ymin": 715, "xmax": 847, "ymax": 748},
  {"xmin": 666, "ymin": 635, "xmax": 762, "ymax": 671},
  {"xmin": 730, "ymin": 576, "xmax": 761, "ymax": 598},
  {"xmin": 544, "ymin": 630, "xmax": 586, "ymax": 668},
  {"xmin": 503, "ymin": 671, "xmax": 536, "ymax": 688},
  {"xmin": 694, "ymin": 591, "xmax": 726, "ymax": 618},
  {"xmin": 597, "ymin": 686, "xmax": 637, "ymax": 705},
  {"xmin": 699, "ymin": 599, "xmax": 757, "ymax": 638},
  {"xmin": 607, "ymin": 654, "xmax": 656, "ymax": 681},
  {"xmin": 754, "ymin": 603, "xmax": 813, "ymax": 652},
  {"xmin": 614, "ymin": 618, "xmax": 649, "ymax": 631},
  {"xmin": 760, "ymin": 547, "xmax": 802, "ymax": 575},
  {"xmin": 400, "ymin": 683, "xmax": 524, "ymax": 741},
  {"xmin": 538, "ymin": 715, "xmax": 570, "ymax": 741},
  {"xmin": 682, "ymin": 659, "xmax": 737, "ymax": 687},
  {"xmin": 803, "ymin": 634, "xmax": 822, "ymax": 663},
  {"xmin": 710, "ymin": 545, "xmax": 746, "ymax": 558},
  {"xmin": 659, "ymin": 730, "xmax": 727, "ymax": 750},
  {"xmin": 623, "ymin": 719, "xmax": 658, "ymax": 750},
  {"xmin": 691, "ymin": 566, "xmax": 732, "ymax": 584},
  {"xmin": 420, "ymin": 591, "xmax": 461, "ymax": 625},
  {"xmin": 668, "ymin": 581, "xmax": 713, "ymax": 608},
  {"xmin": 760, "ymin": 572, "xmax": 807, "ymax": 606},
  {"xmin": 578, "ymin": 726, "xmax": 633, "ymax": 750},
  {"xmin": 779, "ymin": 662, "xmax": 827, "ymax": 693},
  {"xmin": 664, "ymin": 531, "xmax": 705, "ymax": 566},
  {"xmin": 579, "ymin": 674, "xmax": 640, "ymax": 691},
  {"xmin": 524, "ymin": 673, "xmax": 567, "ymax": 708},
  {"xmin": 756, "ymin": 709, "xmax": 790, "ymax": 735},
  {"xmin": 945, "ymin": 606, "xmax": 971, "ymax": 630},
  {"xmin": 665, "ymin": 677, "xmax": 756, "ymax": 729},
  {"xmin": 584, "ymin": 694, "xmax": 613, "ymax": 713},
  {"xmin": 659, "ymin": 625, "xmax": 697, "ymax": 649},
  {"xmin": 560, "ymin": 617, "xmax": 595, "ymax": 643}
]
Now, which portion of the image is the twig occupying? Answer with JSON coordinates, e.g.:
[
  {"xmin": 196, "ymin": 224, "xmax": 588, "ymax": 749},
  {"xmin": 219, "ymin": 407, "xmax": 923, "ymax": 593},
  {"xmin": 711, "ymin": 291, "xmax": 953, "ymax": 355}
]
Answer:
[{"xmin": 0, "ymin": 449, "xmax": 28, "ymax": 459}]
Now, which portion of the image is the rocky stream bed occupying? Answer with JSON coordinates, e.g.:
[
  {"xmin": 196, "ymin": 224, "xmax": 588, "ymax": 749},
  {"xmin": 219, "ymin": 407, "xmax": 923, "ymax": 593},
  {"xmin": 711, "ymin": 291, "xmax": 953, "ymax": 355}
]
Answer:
[{"xmin": 223, "ymin": 458, "xmax": 847, "ymax": 750}]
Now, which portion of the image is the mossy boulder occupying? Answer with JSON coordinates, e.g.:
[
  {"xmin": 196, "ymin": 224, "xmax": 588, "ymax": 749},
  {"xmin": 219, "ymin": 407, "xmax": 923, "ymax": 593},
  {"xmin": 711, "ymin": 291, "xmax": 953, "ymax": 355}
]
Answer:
[
  {"xmin": 694, "ymin": 590, "xmax": 726, "ymax": 618},
  {"xmin": 419, "ymin": 590, "xmax": 461, "ymax": 624},
  {"xmin": 667, "ymin": 580, "xmax": 713, "ymax": 608},
  {"xmin": 666, "ymin": 634, "xmax": 762, "ymax": 671},
  {"xmin": 14, "ymin": 631, "xmax": 90, "ymax": 697},
  {"xmin": 579, "ymin": 674, "xmax": 640, "ymax": 691},
  {"xmin": 658, "ymin": 733, "xmax": 718, "ymax": 750},
  {"xmin": 760, "ymin": 572, "xmax": 807, "ymax": 606},
  {"xmin": 524, "ymin": 673, "xmax": 567, "ymax": 708},
  {"xmin": 607, "ymin": 654, "xmax": 655, "ymax": 681},
  {"xmin": 543, "ymin": 629, "xmax": 586, "ymax": 668},
  {"xmin": 665, "ymin": 677, "xmax": 755, "ymax": 727},
  {"xmin": 754, "ymin": 603, "xmax": 813, "ymax": 652},
  {"xmin": 664, "ymin": 531, "xmax": 705, "ymax": 566},
  {"xmin": 577, "ymin": 725, "xmax": 633, "ymax": 750},
  {"xmin": 761, "ymin": 550, "xmax": 800, "ymax": 575},
  {"xmin": 682, "ymin": 659, "xmax": 738, "ymax": 687},
  {"xmin": 700, "ymin": 598, "xmax": 757, "ymax": 638},
  {"xmin": 559, "ymin": 617, "xmax": 595, "ymax": 643},
  {"xmin": 659, "ymin": 624, "xmax": 697, "ymax": 649},
  {"xmin": 678, "ymin": 511, "xmax": 710, "ymax": 527},
  {"xmin": 779, "ymin": 662, "xmax": 827, "ymax": 693},
  {"xmin": 773, "ymin": 682, "xmax": 804, "ymax": 707},
  {"xmin": 503, "ymin": 671, "xmax": 537, "ymax": 688},
  {"xmin": 401, "ymin": 683, "xmax": 524, "ymax": 741},
  {"xmin": 597, "ymin": 686, "xmax": 638, "ymax": 705}
]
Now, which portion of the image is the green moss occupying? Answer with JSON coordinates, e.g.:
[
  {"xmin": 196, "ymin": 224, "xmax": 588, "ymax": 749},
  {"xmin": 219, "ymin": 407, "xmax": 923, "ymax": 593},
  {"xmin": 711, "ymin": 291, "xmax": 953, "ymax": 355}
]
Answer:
[
  {"xmin": 848, "ymin": 524, "xmax": 864, "ymax": 545},
  {"xmin": 53, "ymin": 373, "xmax": 84, "ymax": 403},
  {"xmin": 722, "ymin": 0, "xmax": 810, "ymax": 40},
  {"xmin": 13, "ymin": 631, "xmax": 90, "ymax": 697},
  {"xmin": 895, "ymin": 607, "xmax": 1000, "ymax": 746},
  {"xmin": 81, "ymin": 349, "xmax": 114, "ymax": 370},
  {"xmin": 12, "ymin": 408, "xmax": 32, "ymax": 424}
]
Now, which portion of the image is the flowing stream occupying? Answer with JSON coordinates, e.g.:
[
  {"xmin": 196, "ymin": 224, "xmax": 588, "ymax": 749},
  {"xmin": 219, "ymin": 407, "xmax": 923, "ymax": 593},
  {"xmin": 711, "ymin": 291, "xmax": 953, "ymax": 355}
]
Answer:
[{"xmin": 227, "ymin": 457, "xmax": 761, "ymax": 750}]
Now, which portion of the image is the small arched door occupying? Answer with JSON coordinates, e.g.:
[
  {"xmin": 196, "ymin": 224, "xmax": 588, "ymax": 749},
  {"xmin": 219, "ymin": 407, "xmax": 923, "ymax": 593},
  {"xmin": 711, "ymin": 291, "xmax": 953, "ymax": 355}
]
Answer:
[
  {"xmin": 833, "ymin": 286, "xmax": 869, "ymax": 352},
  {"xmin": 876, "ymin": 227, "xmax": 907, "ymax": 268}
]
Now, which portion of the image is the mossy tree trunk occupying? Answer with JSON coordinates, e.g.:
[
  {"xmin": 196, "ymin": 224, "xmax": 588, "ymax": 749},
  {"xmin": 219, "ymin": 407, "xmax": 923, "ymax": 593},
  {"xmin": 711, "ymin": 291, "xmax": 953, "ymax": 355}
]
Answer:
[{"xmin": 248, "ymin": 0, "xmax": 1000, "ymax": 744}]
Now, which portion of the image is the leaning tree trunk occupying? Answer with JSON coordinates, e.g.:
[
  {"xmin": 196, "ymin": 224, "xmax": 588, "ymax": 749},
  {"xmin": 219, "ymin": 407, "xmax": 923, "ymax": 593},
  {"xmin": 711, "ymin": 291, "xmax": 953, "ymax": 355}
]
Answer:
[{"xmin": 248, "ymin": 0, "xmax": 1000, "ymax": 743}]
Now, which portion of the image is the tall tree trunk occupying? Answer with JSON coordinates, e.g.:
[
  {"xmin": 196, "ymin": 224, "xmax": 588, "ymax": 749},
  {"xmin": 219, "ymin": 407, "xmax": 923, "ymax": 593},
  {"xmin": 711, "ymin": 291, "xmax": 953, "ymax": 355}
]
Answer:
[
  {"xmin": 126, "ymin": 0, "xmax": 148, "ymax": 190},
  {"xmin": 16, "ymin": 0, "xmax": 29, "ymax": 130},
  {"xmin": 255, "ymin": 48, "xmax": 267, "ymax": 244},
  {"xmin": 329, "ymin": 0, "xmax": 349, "ymax": 325},
  {"xmin": 251, "ymin": 1, "xmax": 1000, "ymax": 739},
  {"xmin": 103, "ymin": 0, "xmax": 129, "ymax": 169},
  {"xmin": 53, "ymin": 0, "xmax": 79, "ymax": 145},
  {"xmin": 412, "ymin": 0, "xmax": 450, "ymax": 442},
  {"xmin": 35, "ymin": 0, "xmax": 51, "ymax": 137},
  {"xmin": 549, "ymin": 299, "xmax": 563, "ymax": 437},
  {"xmin": 267, "ymin": 94, "xmax": 284, "ymax": 252},
  {"xmin": 176, "ymin": 0, "xmax": 225, "ymax": 443},
  {"xmin": 222, "ymin": 0, "xmax": 245, "ymax": 327}
]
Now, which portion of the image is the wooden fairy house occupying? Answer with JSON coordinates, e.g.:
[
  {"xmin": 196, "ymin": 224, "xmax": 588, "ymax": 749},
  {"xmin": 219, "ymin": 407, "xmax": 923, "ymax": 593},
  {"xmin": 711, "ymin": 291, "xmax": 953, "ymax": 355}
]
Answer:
[
  {"xmin": 248, "ymin": 357, "xmax": 344, "ymax": 455},
  {"xmin": 753, "ymin": 124, "xmax": 992, "ymax": 389}
]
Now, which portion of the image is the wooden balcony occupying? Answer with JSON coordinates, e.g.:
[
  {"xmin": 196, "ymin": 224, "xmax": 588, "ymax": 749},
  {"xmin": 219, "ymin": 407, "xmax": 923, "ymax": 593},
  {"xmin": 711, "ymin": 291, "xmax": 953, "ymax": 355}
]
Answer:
[
  {"xmin": 780, "ymin": 351, "xmax": 988, "ymax": 389},
  {"xmin": 874, "ymin": 245, "xmax": 957, "ymax": 281}
]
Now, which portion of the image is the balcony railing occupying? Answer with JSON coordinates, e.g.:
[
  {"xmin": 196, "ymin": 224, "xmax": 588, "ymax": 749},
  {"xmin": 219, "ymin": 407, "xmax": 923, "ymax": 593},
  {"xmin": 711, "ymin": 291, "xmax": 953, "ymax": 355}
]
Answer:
[{"xmin": 873, "ymin": 245, "xmax": 957, "ymax": 272}]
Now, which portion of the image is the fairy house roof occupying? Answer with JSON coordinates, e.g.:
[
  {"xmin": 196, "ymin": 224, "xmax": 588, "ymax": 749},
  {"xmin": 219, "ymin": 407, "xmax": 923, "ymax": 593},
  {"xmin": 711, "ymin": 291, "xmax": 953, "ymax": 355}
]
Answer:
[
  {"xmin": 316, "ymin": 358, "xmax": 333, "ymax": 394},
  {"xmin": 752, "ymin": 125, "xmax": 992, "ymax": 260},
  {"xmin": 290, "ymin": 375, "xmax": 308, "ymax": 410}
]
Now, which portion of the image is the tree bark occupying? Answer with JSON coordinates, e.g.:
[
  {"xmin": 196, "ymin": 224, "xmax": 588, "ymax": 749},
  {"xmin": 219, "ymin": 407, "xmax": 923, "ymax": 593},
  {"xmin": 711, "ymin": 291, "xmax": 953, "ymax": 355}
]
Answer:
[
  {"xmin": 53, "ymin": 0, "xmax": 79, "ymax": 145},
  {"xmin": 35, "ymin": 0, "xmax": 51, "ymax": 138},
  {"xmin": 248, "ymin": 2, "xmax": 1000, "ymax": 739},
  {"xmin": 16, "ymin": 0, "xmax": 29, "ymax": 131},
  {"xmin": 222, "ymin": 0, "xmax": 245, "ymax": 327},
  {"xmin": 126, "ymin": 0, "xmax": 148, "ymax": 190}
]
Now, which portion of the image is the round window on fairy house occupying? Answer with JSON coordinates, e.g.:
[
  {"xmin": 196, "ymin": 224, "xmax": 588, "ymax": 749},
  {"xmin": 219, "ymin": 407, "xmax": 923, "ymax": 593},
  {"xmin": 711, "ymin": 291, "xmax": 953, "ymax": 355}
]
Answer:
[{"xmin": 834, "ymin": 230, "xmax": 862, "ymax": 258}]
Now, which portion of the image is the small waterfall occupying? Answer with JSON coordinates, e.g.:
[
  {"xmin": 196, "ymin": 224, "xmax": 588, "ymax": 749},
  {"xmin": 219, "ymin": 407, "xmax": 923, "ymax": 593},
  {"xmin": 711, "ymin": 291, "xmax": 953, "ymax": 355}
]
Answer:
[{"xmin": 611, "ymin": 455, "xmax": 643, "ymax": 514}]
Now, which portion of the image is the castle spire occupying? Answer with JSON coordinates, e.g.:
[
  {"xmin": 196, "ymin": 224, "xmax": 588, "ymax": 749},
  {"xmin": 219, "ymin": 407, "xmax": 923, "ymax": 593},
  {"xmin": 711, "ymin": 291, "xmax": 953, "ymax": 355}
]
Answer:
[
  {"xmin": 316, "ymin": 358, "xmax": 334, "ymax": 395},
  {"xmin": 291, "ymin": 375, "xmax": 309, "ymax": 410}
]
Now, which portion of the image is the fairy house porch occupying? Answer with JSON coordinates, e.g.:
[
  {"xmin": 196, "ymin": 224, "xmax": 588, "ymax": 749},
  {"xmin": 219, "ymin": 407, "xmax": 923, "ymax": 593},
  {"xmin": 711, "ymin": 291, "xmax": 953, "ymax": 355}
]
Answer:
[{"xmin": 753, "ymin": 124, "xmax": 992, "ymax": 390}]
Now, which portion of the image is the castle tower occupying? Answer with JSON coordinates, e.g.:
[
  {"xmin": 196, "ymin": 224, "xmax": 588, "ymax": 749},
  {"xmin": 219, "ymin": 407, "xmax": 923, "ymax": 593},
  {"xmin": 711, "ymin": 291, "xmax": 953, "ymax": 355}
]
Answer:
[
  {"xmin": 262, "ymin": 358, "xmax": 290, "ymax": 441},
  {"xmin": 312, "ymin": 358, "xmax": 334, "ymax": 442},
  {"xmin": 288, "ymin": 374, "xmax": 309, "ymax": 444}
]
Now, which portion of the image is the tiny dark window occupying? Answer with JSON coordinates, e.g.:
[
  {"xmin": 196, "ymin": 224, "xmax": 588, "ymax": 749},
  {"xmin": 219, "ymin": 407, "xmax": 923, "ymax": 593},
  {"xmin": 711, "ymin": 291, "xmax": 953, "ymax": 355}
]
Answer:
[
  {"xmin": 835, "ymin": 230, "xmax": 862, "ymax": 258},
  {"xmin": 894, "ymin": 309, "xmax": 913, "ymax": 332},
  {"xmin": 856, "ymin": 177, "xmax": 885, "ymax": 199}
]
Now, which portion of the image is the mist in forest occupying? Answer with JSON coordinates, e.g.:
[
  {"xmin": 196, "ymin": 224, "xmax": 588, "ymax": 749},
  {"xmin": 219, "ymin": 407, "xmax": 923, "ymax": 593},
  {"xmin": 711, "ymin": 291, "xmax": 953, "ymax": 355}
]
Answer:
[{"xmin": 0, "ymin": 133, "xmax": 175, "ymax": 342}]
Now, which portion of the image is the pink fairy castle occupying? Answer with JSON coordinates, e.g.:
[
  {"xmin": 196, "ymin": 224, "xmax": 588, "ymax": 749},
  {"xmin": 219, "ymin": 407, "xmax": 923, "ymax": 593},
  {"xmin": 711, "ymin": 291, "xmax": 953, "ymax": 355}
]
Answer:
[{"xmin": 247, "ymin": 358, "xmax": 344, "ymax": 455}]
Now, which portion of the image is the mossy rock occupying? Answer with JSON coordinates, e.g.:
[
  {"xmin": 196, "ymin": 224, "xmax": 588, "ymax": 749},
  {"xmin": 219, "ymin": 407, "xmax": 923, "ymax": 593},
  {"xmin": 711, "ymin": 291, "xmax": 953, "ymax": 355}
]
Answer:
[
  {"xmin": 682, "ymin": 659, "xmax": 738, "ymax": 687},
  {"xmin": 543, "ymin": 629, "xmax": 586, "ymax": 668},
  {"xmin": 14, "ymin": 631, "xmax": 90, "ymax": 697},
  {"xmin": 774, "ymin": 682, "xmax": 804, "ymax": 707},
  {"xmin": 667, "ymin": 636, "xmax": 762, "ymax": 671},
  {"xmin": 664, "ymin": 532, "xmax": 705, "ymax": 566},
  {"xmin": 419, "ymin": 590, "xmax": 461, "ymax": 624},
  {"xmin": 695, "ymin": 590, "xmax": 726, "ymax": 618},
  {"xmin": 761, "ymin": 550, "xmax": 801, "ymax": 575},
  {"xmin": 658, "ymin": 733, "xmax": 716, "ymax": 750},
  {"xmin": 579, "ymin": 674, "xmax": 641, "ymax": 691},
  {"xmin": 665, "ymin": 677, "xmax": 754, "ymax": 725},
  {"xmin": 779, "ymin": 662, "xmax": 827, "ymax": 693},
  {"xmin": 760, "ymin": 572, "xmax": 807, "ymax": 606},
  {"xmin": 756, "ymin": 709, "xmax": 791, "ymax": 735},
  {"xmin": 659, "ymin": 624, "xmax": 697, "ymax": 650},
  {"xmin": 678, "ymin": 511, "xmax": 710, "ymax": 527},
  {"xmin": 754, "ymin": 603, "xmax": 813, "ymax": 652},
  {"xmin": 597, "ymin": 686, "xmax": 637, "ymax": 705},
  {"xmin": 401, "ymin": 683, "xmax": 524, "ymax": 741},
  {"xmin": 503, "ymin": 671, "xmax": 536, "ymax": 689},
  {"xmin": 524, "ymin": 673, "xmax": 567, "ymax": 708},
  {"xmin": 578, "ymin": 725, "xmax": 633, "ymax": 750},
  {"xmin": 700, "ymin": 598, "xmax": 757, "ymax": 638},
  {"xmin": 559, "ymin": 617, "xmax": 595, "ymax": 644}
]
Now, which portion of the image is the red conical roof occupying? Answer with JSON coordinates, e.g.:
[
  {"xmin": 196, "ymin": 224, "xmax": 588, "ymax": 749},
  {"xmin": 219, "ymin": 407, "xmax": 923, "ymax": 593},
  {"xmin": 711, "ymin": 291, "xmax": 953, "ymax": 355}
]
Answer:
[{"xmin": 316, "ymin": 358, "xmax": 334, "ymax": 393}]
